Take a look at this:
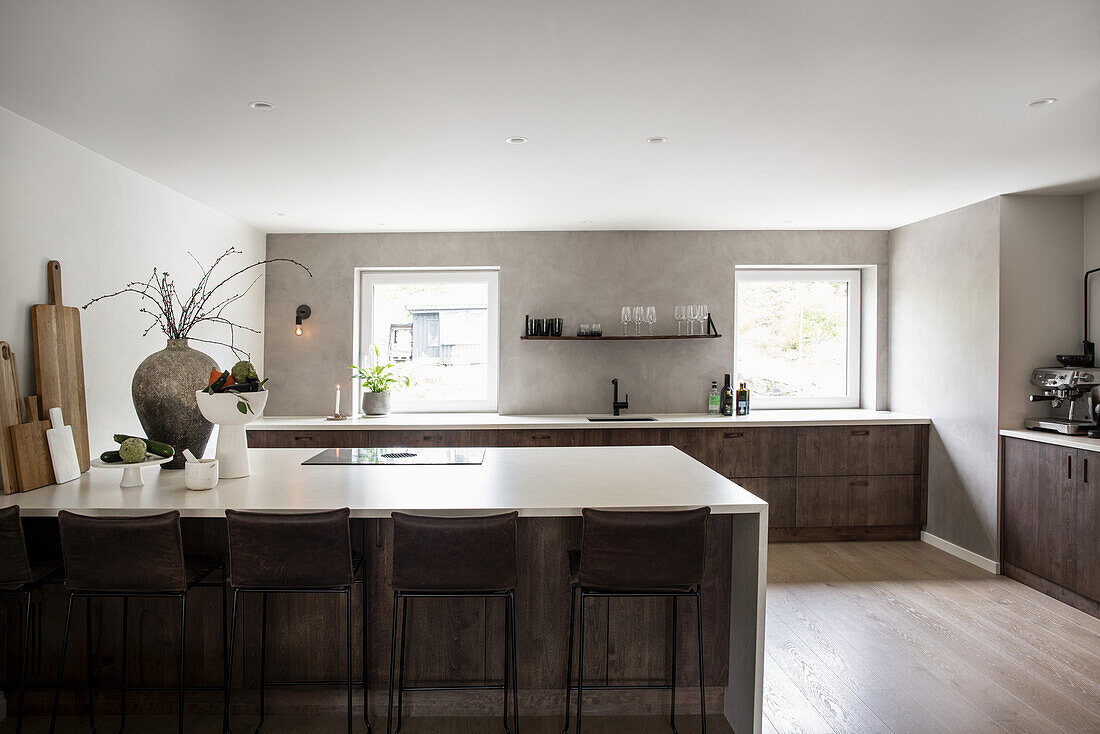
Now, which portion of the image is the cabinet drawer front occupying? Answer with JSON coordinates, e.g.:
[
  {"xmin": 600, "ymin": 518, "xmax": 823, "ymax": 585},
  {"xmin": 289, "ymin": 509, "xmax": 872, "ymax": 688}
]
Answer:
[
  {"xmin": 495, "ymin": 429, "xmax": 578, "ymax": 447},
  {"xmin": 796, "ymin": 426, "xmax": 920, "ymax": 476},
  {"xmin": 732, "ymin": 477, "xmax": 796, "ymax": 527},
  {"xmin": 718, "ymin": 427, "xmax": 796, "ymax": 477},
  {"xmin": 796, "ymin": 475, "xmax": 918, "ymax": 527},
  {"xmin": 368, "ymin": 430, "xmax": 472, "ymax": 447}
]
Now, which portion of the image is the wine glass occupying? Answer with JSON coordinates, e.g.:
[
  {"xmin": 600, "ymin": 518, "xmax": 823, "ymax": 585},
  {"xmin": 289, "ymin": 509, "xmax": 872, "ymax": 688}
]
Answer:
[
  {"xmin": 632, "ymin": 306, "xmax": 645, "ymax": 336},
  {"xmin": 621, "ymin": 306, "xmax": 632, "ymax": 336},
  {"xmin": 645, "ymin": 306, "xmax": 657, "ymax": 335},
  {"xmin": 674, "ymin": 305, "xmax": 685, "ymax": 335},
  {"xmin": 686, "ymin": 305, "xmax": 698, "ymax": 335},
  {"xmin": 698, "ymin": 304, "xmax": 709, "ymax": 335}
]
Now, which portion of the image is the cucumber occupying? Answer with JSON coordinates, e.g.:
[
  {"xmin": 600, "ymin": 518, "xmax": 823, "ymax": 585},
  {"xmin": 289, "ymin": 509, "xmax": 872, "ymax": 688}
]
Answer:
[
  {"xmin": 100, "ymin": 451, "xmax": 122, "ymax": 463},
  {"xmin": 112, "ymin": 434, "xmax": 174, "ymax": 458},
  {"xmin": 205, "ymin": 370, "xmax": 231, "ymax": 393}
]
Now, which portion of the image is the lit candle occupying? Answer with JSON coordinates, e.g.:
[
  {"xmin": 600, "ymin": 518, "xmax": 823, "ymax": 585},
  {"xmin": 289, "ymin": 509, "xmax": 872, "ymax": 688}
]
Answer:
[{"xmin": 335, "ymin": 384, "xmax": 341, "ymax": 416}]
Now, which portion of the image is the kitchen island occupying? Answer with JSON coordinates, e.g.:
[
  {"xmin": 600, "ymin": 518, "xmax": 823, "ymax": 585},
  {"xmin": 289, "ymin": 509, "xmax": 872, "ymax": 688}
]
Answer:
[{"xmin": 1, "ymin": 445, "xmax": 767, "ymax": 733}]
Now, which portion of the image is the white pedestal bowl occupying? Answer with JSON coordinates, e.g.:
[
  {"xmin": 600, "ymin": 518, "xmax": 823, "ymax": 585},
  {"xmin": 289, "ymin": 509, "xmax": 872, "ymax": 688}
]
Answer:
[{"xmin": 195, "ymin": 390, "xmax": 268, "ymax": 478}]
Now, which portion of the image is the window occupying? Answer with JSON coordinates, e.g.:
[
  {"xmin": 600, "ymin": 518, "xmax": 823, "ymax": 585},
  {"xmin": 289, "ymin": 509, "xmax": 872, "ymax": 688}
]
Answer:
[
  {"xmin": 358, "ymin": 269, "xmax": 499, "ymax": 412},
  {"xmin": 734, "ymin": 269, "xmax": 860, "ymax": 408}
]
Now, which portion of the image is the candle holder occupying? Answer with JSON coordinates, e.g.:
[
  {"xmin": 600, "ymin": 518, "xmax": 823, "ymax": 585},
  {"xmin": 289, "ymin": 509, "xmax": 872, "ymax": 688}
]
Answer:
[{"xmin": 326, "ymin": 412, "xmax": 349, "ymax": 421}]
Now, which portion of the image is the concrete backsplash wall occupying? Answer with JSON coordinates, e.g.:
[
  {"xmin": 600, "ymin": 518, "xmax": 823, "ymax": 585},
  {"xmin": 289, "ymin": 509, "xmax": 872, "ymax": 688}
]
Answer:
[{"xmin": 264, "ymin": 230, "xmax": 888, "ymax": 416}]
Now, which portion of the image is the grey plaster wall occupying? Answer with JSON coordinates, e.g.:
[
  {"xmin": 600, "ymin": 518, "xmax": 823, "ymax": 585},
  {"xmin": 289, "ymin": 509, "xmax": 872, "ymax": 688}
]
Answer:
[
  {"xmin": 889, "ymin": 198, "xmax": 1001, "ymax": 560},
  {"xmin": 264, "ymin": 230, "xmax": 888, "ymax": 416}
]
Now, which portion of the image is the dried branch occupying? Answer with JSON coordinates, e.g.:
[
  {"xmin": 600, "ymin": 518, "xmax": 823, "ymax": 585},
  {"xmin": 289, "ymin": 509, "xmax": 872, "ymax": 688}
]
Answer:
[{"xmin": 83, "ymin": 248, "xmax": 312, "ymax": 354}]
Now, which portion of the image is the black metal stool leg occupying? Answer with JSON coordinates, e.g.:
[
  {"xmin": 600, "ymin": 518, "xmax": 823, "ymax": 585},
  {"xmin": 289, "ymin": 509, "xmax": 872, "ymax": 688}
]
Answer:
[
  {"xmin": 222, "ymin": 565, "xmax": 229, "ymax": 692},
  {"xmin": 87, "ymin": 596, "xmax": 96, "ymax": 733},
  {"xmin": 119, "ymin": 597, "xmax": 128, "ymax": 734},
  {"xmin": 561, "ymin": 587, "xmax": 576, "ymax": 734},
  {"xmin": 671, "ymin": 596, "xmax": 678, "ymax": 734},
  {"xmin": 49, "ymin": 594, "xmax": 75, "ymax": 734},
  {"xmin": 16, "ymin": 591, "xmax": 31, "ymax": 734},
  {"xmin": 503, "ymin": 594, "xmax": 510, "ymax": 733},
  {"xmin": 509, "ymin": 591, "xmax": 520, "ymax": 734},
  {"xmin": 396, "ymin": 595, "xmax": 408, "ymax": 733},
  {"xmin": 362, "ymin": 575, "xmax": 371, "ymax": 732},
  {"xmin": 385, "ymin": 592, "xmax": 399, "ymax": 734},
  {"xmin": 255, "ymin": 591, "xmax": 268, "ymax": 734},
  {"xmin": 576, "ymin": 593, "xmax": 585, "ymax": 734},
  {"xmin": 178, "ymin": 594, "xmax": 187, "ymax": 734},
  {"xmin": 224, "ymin": 589, "xmax": 239, "ymax": 734},
  {"xmin": 346, "ymin": 589, "xmax": 353, "ymax": 734},
  {"xmin": 695, "ymin": 591, "xmax": 706, "ymax": 734}
]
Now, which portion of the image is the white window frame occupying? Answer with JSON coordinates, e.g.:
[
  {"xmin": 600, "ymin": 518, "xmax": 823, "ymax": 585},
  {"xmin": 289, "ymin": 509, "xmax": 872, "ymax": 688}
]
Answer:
[
  {"xmin": 356, "ymin": 268, "xmax": 500, "ymax": 412},
  {"xmin": 734, "ymin": 268, "xmax": 861, "ymax": 409}
]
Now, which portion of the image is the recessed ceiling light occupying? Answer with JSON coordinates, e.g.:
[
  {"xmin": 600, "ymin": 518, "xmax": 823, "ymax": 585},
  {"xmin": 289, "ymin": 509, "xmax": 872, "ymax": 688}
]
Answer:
[
  {"xmin": 373, "ymin": 222, "xmax": 386, "ymax": 226},
  {"xmin": 272, "ymin": 212, "xmax": 285, "ymax": 217},
  {"xmin": 1026, "ymin": 98, "xmax": 1057, "ymax": 108},
  {"xmin": 580, "ymin": 220, "xmax": 592, "ymax": 224},
  {"xmin": 505, "ymin": 136, "xmax": 528, "ymax": 144},
  {"xmin": 646, "ymin": 136, "xmax": 668, "ymax": 144},
  {"xmin": 249, "ymin": 101, "xmax": 276, "ymax": 111}
]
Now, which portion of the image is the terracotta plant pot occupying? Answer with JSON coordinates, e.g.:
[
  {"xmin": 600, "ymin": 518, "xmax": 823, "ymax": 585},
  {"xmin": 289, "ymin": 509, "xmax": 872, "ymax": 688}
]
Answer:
[{"xmin": 361, "ymin": 391, "xmax": 392, "ymax": 416}]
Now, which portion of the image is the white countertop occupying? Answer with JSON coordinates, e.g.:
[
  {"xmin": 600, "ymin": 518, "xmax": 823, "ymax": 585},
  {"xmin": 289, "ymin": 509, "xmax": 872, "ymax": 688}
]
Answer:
[
  {"xmin": 0, "ymin": 446, "xmax": 767, "ymax": 518},
  {"xmin": 249, "ymin": 409, "xmax": 929, "ymax": 431},
  {"xmin": 1000, "ymin": 428, "xmax": 1100, "ymax": 453}
]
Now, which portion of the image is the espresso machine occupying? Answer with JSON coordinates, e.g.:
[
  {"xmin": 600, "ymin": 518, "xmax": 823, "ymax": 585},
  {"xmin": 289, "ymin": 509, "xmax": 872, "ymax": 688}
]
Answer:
[{"xmin": 1025, "ymin": 367, "xmax": 1100, "ymax": 435}]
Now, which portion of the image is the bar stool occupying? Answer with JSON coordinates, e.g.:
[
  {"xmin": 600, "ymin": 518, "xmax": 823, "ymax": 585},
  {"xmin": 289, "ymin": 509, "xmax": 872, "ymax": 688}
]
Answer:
[
  {"xmin": 50, "ymin": 510, "xmax": 226, "ymax": 734},
  {"xmin": 1, "ymin": 506, "xmax": 62, "ymax": 734},
  {"xmin": 562, "ymin": 507, "xmax": 711, "ymax": 734},
  {"xmin": 387, "ymin": 512, "xmax": 519, "ymax": 734},
  {"xmin": 224, "ymin": 508, "xmax": 367, "ymax": 734}
]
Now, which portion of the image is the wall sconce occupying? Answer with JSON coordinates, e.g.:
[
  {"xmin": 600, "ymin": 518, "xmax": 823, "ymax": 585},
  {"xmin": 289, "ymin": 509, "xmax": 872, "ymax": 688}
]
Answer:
[{"xmin": 295, "ymin": 304, "xmax": 311, "ymax": 336}]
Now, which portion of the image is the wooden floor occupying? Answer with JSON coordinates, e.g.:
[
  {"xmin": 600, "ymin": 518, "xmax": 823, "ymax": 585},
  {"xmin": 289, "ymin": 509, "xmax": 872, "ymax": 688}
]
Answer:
[{"xmin": 5, "ymin": 542, "xmax": 1098, "ymax": 733}]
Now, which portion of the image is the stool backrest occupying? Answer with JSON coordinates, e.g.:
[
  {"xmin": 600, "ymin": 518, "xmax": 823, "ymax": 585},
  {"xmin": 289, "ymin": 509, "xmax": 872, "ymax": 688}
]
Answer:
[
  {"xmin": 392, "ymin": 512, "xmax": 518, "ymax": 592},
  {"xmin": 579, "ymin": 507, "xmax": 711, "ymax": 591},
  {"xmin": 0, "ymin": 506, "xmax": 32, "ymax": 590},
  {"xmin": 58, "ymin": 510, "xmax": 187, "ymax": 593},
  {"xmin": 226, "ymin": 508, "xmax": 352, "ymax": 589}
]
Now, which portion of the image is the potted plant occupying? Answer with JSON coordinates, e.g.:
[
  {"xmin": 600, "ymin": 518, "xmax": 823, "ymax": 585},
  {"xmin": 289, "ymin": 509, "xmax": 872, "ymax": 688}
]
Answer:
[{"xmin": 351, "ymin": 345, "xmax": 409, "ymax": 416}]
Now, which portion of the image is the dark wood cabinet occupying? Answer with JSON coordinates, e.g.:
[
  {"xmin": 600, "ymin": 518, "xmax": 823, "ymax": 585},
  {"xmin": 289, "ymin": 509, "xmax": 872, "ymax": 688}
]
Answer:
[
  {"xmin": 251, "ymin": 422, "xmax": 927, "ymax": 541},
  {"xmin": 1002, "ymin": 437, "xmax": 1099, "ymax": 616},
  {"xmin": 796, "ymin": 425, "xmax": 922, "ymax": 476}
]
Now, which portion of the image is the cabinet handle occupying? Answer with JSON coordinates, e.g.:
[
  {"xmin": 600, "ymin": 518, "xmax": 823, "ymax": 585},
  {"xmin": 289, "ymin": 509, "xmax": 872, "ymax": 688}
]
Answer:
[
  {"xmin": 532, "ymin": 434, "xmax": 551, "ymax": 440},
  {"xmin": 422, "ymin": 435, "xmax": 440, "ymax": 441},
  {"xmin": 724, "ymin": 432, "xmax": 744, "ymax": 439},
  {"xmin": 1085, "ymin": 457, "xmax": 1089, "ymax": 485},
  {"xmin": 850, "ymin": 430, "xmax": 869, "ymax": 436},
  {"xmin": 849, "ymin": 480, "xmax": 868, "ymax": 487},
  {"xmin": 1068, "ymin": 454, "xmax": 1073, "ymax": 480},
  {"xmin": 293, "ymin": 435, "xmax": 314, "ymax": 441}
]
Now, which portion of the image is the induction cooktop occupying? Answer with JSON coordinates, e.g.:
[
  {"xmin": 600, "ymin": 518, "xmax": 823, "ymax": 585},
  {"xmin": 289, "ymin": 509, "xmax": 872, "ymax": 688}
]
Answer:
[{"xmin": 303, "ymin": 448, "xmax": 486, "ymax": 466}]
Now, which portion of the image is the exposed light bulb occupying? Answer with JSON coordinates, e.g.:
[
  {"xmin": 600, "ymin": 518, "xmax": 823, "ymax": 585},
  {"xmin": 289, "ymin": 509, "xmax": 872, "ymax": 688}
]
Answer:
[{"xmin": 295, "ymin": 325, "xmax": 303, "ymax": 336}]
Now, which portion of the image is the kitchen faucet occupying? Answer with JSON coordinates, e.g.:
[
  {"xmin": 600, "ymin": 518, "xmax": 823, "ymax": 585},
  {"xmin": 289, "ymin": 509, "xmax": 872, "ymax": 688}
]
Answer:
[{"xmin": 611, "ymin": 378, "xmax": 629, "ymax": 416}]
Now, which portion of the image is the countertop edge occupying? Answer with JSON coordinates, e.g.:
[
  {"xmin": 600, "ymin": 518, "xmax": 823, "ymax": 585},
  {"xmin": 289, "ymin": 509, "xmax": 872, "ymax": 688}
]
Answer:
[
  {"xmin": 249, "ymin": 410, "xmax": 931, "ymax": 431},
  {"xmin": 1000, "ymin": 428, "xmax": 1100, "ymax": 453}
]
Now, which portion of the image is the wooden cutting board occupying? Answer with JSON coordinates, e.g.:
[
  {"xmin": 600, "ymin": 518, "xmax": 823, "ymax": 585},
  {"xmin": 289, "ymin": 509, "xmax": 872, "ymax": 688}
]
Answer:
[
  {"xmin": 10, "ymin": 398, "xmax": 55, "ymax": 491},
  {"xmin": 31, "ymin": 261, "xmax": 90, "ymax": 472},
  {"xmin": 0, "ymin": 342, "xmax": 24, "ymax": 494}
]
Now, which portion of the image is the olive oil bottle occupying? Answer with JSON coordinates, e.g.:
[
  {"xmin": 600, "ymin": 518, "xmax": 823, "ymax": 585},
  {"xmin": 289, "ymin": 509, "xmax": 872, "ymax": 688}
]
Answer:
[
  {"xmin": 736, "ymin": 381, "xmax": 751, "ymax": 416},
  {"xmin": 721, "ymin": 374, "xmax": 734, "ymax": 416}
]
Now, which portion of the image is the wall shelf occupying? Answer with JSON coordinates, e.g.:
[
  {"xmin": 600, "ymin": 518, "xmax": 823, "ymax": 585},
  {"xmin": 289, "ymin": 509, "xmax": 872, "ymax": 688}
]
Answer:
[{"xmin": 521, "ymin": 333, "xmax": 722, "ymax": 341}]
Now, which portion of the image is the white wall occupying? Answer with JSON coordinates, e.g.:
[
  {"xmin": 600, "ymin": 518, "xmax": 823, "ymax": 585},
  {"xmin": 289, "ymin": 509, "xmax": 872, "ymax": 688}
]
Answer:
[
  {"xmin": 1085, "ymin": 191, "xmax": 1100, "ymax": 331},
  {"xmin": 889, "ymin": 198, "xmax": 1001, "ymax": 560},
  {"xmin": 998, "ymin": 195, "xmax": 1085, "ymax": 429},
  {"xmin": 0, "ymin": 106, "xmax": 265, "ymax": 461}
]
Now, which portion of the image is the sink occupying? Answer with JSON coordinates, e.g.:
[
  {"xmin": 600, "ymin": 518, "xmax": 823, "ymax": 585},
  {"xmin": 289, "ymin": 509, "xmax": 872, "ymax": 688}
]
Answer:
[{"xmin": 586, "ymin": 416, "xmax": 658, "ymax": 422}]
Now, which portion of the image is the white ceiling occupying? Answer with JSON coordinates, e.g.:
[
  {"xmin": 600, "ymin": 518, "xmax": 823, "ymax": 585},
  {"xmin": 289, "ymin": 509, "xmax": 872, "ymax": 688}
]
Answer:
[{"xmin": 2, "ymin": 0, "xmax": 1098, "ymax": 232}]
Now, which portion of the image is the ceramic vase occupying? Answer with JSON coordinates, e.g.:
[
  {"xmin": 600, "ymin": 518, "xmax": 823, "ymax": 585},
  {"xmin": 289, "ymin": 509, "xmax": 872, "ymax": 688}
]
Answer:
[
  {"xmin": 361, "ymin": 391, "xmax": 392, "ymax": 416},
  {"xmin": 131, "ymin": 339, "xmax": 218, "ymax": 469}
]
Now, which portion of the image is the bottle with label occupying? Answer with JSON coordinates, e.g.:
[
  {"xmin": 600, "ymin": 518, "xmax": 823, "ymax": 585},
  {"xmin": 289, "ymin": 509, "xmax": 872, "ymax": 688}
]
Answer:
[
  {"xmin": 736, "ymin": 381, "xmax": 751, "ymax": 416},
  {"xmin": 721, "ymin": 374, "xmax": 734, "ymax": 416},
  {"xmin": 708, "ymin": 381, "xmax": 720, "ymax": 415}
]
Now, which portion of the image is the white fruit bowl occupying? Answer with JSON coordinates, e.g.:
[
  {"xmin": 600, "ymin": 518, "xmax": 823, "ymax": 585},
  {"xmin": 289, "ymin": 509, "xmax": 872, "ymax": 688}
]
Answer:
[{"xmin": 195, "ymin": 390, "xmax": 268, "ymax": 478}]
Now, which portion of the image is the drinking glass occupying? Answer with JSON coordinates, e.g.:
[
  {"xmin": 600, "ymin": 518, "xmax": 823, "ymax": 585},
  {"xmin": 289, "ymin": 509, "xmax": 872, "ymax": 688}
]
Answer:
[
  {"xmin": 579, "ymin": 323, "xmax": 591, "ymax": 336},
  {"xmin": 674, "ymin": 305, "xmax": 685, "ymax": 335},
  {"xmin": 592, "ymin": 323, "xmax": 602, "ymax": 336},
  {"xmin": 632, "ymin": 306, "xmax": 645, "ymax": 336},
  {"xmin": 698, "ymin": 304, "xmax": 709, "ymax": 335},
  {"xmin": 621, "ymin": 306, "xmax": 632, "ymax": 336},
  {"xmin": 686, "ymin": 305, "xmax": 698, "ymax": 335},
  {"xmin": 645, "ymin": 306, "xmax": 657, "ymax": 335}
]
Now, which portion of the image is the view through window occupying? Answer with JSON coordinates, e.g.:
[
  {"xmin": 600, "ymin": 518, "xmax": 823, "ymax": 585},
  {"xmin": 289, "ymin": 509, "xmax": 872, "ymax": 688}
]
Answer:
[
  {"xmin": 359, "ymin": 269, "xmax": 499, "ymax": 411},
  {"xmin": 734, "ymin": 269, "xmax": 860, "ymax": 407}
]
